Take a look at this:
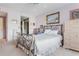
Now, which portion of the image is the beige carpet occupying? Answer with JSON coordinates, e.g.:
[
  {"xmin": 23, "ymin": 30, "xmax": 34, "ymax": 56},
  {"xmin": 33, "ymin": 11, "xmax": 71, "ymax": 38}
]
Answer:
[
  {"xmin": 0, "ymin": 43, "xmax": 79, "ymax": 56},
  {"xmin": 53, "ymin": 47, "xmax": 79, "ymax": 56},
  {"xmin": 0, "ymin": 43, "xmax": 26, "ymax": 56}
]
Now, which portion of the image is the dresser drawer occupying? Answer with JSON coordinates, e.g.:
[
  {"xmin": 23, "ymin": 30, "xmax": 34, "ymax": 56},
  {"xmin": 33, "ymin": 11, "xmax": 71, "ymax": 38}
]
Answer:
[
  {"xmin": 64, "ymin": 32, "xmax": 77, "ymax": 48},
  {"xmin": 67, "ymin": 32, "xmax": 79, "ymax": 50}
]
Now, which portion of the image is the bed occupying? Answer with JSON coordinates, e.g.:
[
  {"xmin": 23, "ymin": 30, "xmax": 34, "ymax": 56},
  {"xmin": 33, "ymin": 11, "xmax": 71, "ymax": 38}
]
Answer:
[
  {"xmin": 33, "ymin": 24, "xmax": 63, "ymax": 56},
  {"xmin": 16, "ymin": 24, "xmax": 63, "ymax": 56}
]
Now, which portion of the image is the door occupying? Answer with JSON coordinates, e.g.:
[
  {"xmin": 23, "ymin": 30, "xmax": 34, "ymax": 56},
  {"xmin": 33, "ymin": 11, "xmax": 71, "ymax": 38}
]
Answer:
[
  {"xmin": 0, "ymin": 17, "xmax": 3, "ymax": 39},
  {"xmin": 0, "ymin": 16, "xmax": 7, "ymax": 42}
]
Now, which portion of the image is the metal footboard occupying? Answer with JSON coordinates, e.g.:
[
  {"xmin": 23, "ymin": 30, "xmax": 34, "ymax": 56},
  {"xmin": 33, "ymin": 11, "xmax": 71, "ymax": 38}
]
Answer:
[{"xmin": 16, "ymin": 33, "xmax": 36, "ymax": 56}]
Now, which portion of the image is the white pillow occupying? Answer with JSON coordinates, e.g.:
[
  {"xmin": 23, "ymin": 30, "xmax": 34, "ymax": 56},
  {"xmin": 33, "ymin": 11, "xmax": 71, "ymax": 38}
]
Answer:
[
  {"xmin": 44, "ymin": 29, "xmax": 51, "ymax": 34},
  {"xmin": 49, "ymin": 30, "xmax": 58, "ymax": 35},
  {"xmin": 44, "ymin": 29, "xmax": 58, "ymax": 35}
]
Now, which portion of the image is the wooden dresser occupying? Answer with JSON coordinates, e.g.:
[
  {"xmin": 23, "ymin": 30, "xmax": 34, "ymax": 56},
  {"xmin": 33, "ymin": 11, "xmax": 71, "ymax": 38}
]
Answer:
[{"xmin": 64, "ymin": 20, "xmax": 79, "ymax": 51}]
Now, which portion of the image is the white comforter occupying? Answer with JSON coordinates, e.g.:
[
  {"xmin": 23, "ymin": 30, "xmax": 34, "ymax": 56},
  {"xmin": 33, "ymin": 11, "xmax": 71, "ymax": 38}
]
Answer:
[{"xmin": 34, "ymin": 33, "xmax": 62, "ymax": 56}]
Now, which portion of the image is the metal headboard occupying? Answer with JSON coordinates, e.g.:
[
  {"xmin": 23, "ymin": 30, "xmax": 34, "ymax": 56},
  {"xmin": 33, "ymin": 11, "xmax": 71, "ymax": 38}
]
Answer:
[
  {"xmin": 44, "ymin": 24, "xmax": 64, "ymax": 46},
  {"xmin": 44, "ymin": 24, "xmax": 63, "ymax": 35}
]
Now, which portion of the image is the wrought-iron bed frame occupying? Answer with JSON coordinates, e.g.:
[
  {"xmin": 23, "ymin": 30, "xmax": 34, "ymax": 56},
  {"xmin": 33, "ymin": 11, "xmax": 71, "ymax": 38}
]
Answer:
[
  {"xmin": 44, "ymin": 24, "xmax": 64, "ymax": 46},
  {"xmin": 16, "ymin": 24, "xmax": 64, "ymax": 56}
]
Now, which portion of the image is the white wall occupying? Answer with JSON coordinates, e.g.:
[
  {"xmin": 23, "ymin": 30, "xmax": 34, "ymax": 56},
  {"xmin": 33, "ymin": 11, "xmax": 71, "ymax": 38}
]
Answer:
[
  {"xmin": 34, "ymin": 4, "xmax": 79, "ymax": 28},
  {"xmin": 29, "ymin": 16, "xmax": 36, "ymax": 34},
  {"xmin": 0, "ymin": 4, "xmax": 79, "ymax": 41},
  {"xmin": 0, "ymin": 6, "xmax": 35, "ymax": 41}
]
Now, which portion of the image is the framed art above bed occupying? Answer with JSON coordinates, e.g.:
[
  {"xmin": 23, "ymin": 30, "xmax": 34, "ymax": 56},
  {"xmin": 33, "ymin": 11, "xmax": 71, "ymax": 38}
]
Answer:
[{"xmin": 46, "ymin": 12, "xmax": 60, "ymax": 24}]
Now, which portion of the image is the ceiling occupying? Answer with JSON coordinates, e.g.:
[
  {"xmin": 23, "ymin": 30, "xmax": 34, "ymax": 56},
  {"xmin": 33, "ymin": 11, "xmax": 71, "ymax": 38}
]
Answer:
[{"xmin": 0, "ymin": 3, "xmax": 74, "ymax": 16}]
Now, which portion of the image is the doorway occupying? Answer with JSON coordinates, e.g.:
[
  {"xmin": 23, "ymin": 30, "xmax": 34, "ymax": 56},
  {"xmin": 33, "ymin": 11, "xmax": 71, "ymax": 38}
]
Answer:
[
  {"xmin": 0, "ymin": 16, "xmax": 7, "ymax": 42},
  {"xmin": 24, "ymin": 19, "xmax": 29, "ymax": 34},
  {"xmin": 21, "ymin": 16, "xmax": 29, "ymax": 35}
]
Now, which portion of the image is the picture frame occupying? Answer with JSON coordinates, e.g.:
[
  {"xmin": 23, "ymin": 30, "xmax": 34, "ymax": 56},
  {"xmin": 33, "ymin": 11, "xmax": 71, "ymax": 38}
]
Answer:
[
  {"xmin": 70, "ymin": 9, "xmax": 79, "ymax": 20},
  {"xmin": 46, "ymin": 12, "xmax": 60, "ymax": 24}
]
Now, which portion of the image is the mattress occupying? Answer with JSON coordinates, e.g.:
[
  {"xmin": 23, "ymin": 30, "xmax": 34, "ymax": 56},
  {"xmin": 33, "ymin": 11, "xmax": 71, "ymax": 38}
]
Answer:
[{"xmin": 34, "ymin": 33, "xmax": 62, "ymax": 56}]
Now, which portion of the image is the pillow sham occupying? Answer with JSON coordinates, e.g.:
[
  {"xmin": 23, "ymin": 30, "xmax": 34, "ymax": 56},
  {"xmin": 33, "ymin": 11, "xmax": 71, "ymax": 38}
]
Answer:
[
  {"xmin": 44, "ymin": 29, "xmax": 51, "ymax": 34},
  {"xmin": 48, "ymin": 30, "xmax": 58, "ymax": 35},
  {"xmin": 44, "ymin": 29, "xmax": 58, "ymax": 35}
]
